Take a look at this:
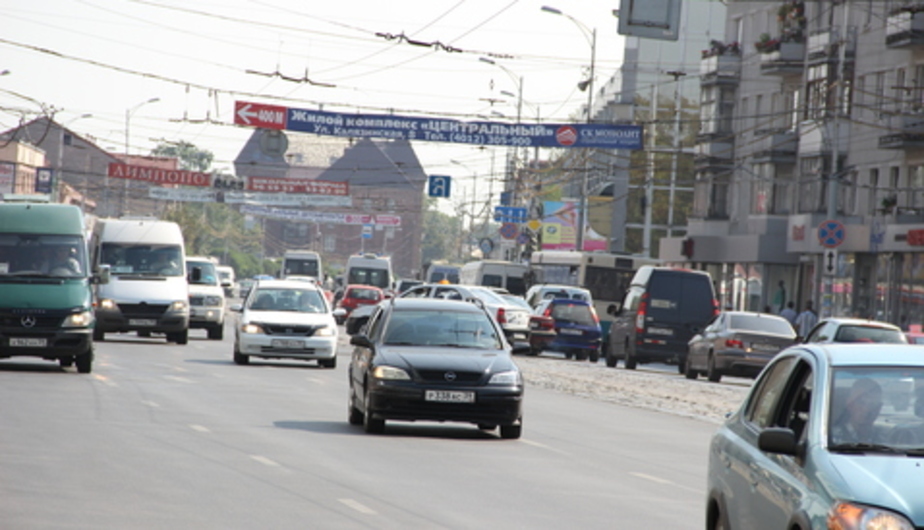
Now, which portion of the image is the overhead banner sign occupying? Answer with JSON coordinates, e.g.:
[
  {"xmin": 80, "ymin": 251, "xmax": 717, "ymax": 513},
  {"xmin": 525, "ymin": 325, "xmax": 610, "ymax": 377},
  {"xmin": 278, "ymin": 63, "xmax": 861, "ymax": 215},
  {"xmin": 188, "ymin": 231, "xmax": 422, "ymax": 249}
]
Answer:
[
  {"xmin": 247, "ymin": 176, "xmax": 348, "ymax": 196},
  {"xmin": 234, "ymin": 101, "xmax": 644, "ymax": 150},
  {"xmin": 148, "ymin": 188, "xmax": 353, "ymax": 207},
  {"xmin": 241, "ymin": 204, "xmax": 400, "ymax": 226}
]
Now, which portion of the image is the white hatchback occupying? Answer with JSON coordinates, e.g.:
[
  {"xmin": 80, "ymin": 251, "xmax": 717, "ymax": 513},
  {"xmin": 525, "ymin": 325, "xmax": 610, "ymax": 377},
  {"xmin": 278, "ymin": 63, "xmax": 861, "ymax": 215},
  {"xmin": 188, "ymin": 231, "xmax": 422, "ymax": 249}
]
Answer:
[{"xmin": 231, "ymin": 279, "xmax": 339, "ymax": 368}]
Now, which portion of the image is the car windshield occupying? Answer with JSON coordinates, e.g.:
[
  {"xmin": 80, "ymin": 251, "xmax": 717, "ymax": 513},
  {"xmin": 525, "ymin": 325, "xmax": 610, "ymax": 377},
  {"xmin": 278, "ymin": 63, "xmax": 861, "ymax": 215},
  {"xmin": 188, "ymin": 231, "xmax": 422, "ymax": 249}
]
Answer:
[
  {"xmin": 247, "ymin": 288, "xmax": 327, "ymax": 313},
  {"xmin": 834, "ymin": 325, "xmax": 905, "ymax": 343},
  {"xmin": 99, "ymin": 243, "xmax": 183, "ymax": 277},
  {"xmin": 0, "ymin": 234, "xmax": 88, "ymax": 278},
  {"xmin": 383, "ymin": 309, "xmax": 503, "ymax": 349},
  {"xmin": 828, "ymin": 366, "xmax": 924, "ymax": 454},
  {"xmin": 729, "ymin": 314, "xmax": 795, "ymax": 336},
  {"xmin": 348, "ymin": 288, "xmax": 380, "ymax": 300},
  {"xmin": 550, "ymin": 303, "xmax": 596, "ymax": 325},
  {"xmin": 187, "ymin": 261, "xmax": 219, "ymax": 286}
]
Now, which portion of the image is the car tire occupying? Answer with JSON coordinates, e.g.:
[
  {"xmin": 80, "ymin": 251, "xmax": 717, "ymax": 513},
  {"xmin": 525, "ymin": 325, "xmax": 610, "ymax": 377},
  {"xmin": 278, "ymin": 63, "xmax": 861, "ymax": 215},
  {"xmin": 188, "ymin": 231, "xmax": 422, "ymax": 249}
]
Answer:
[
  {"xmin": 500, "ymin": 423, "xmax": 522, "ymax": 440},
  {"xmin": 574, "ymin": 350, "xmax": 588, "ymax": 361},
  {"xmin": 605, "ymin": 340, "xmax": 618, "ymax": 367},
  {"xmin": 93, "ymin": 328, "xmax": 105, "ymax": 341},
  {"xmin": 319, "ymin": 357, "xmax": 337, "ymax": 369},
  {"xmin": 75, "ymin": 348, "xmax": 92, "ymax": 374},
  {"xmin": 707, "ymin": 353, "xmax": 722, "ymax": 383},
  {"xmin": 684, "ymin": 356, "xmax": 698, "ymax": 380},
  {"xmin": 233, "ymin": 346, "xmax": 249, "ymax": 365},
  {"xmin": 208, "ymin": 324, "xmax": 223, "ymax": 340},
  {"xmin": 624, "ymin": 343, "xmax": 638, "ymax": 370},
  {"xmin": 589, "ymin": 350, "xmax": 599, "ymax": 363},
  {"xmin": 677, "ymin": 354, "xmax": 686, "ymax": 374},
  {"xmin": 59, "ymin": 356, "xmax": 74, "ymax": 368},
  {"xmin": 348, "ymin": 391, "xmax": 363, "ymax": 426},
  {"xmin": 363, "ymin": 388, "xmax": 385, "ymax": 434}
]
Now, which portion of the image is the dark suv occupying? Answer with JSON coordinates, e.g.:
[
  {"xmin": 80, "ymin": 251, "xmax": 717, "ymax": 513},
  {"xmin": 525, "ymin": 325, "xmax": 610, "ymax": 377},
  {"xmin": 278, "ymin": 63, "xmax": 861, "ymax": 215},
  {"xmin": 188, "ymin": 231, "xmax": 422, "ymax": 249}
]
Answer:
[{"xmin": 606, "ymin": 267, "xmax": 718, "ymax": 371}]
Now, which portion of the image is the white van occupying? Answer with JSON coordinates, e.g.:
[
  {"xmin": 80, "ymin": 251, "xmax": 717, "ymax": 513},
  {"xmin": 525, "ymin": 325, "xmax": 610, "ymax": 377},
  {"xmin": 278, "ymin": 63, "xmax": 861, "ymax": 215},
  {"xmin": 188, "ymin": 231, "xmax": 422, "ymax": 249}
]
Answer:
[
  {"xmin": 91, "ymin": 218, "xmax": 191, "ymax": 344},
  {"xmin": 344, "ymin": 253, "xmax": 393, "ymax": 291},
  {"xmin": 185, "ymin": 256, "xmax": 226, "ymax": 340},
  {"xmin": 281, "ymin": 250, "xmax": 323, "ymax": 282},
  {"xmin": 459, "ymin": 260, "xmax": 529, "ymax": 296}
]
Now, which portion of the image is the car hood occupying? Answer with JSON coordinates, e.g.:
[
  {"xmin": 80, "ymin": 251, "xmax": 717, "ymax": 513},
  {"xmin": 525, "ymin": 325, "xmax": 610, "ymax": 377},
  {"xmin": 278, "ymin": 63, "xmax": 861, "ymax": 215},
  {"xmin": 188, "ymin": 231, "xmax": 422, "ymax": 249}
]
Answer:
[
  {"xmin": 825, "ymin": 452, "xmax": 924, "ymax": 523},
  {"xmin": 243, "ymin": 310, "xmax": 335, "ymax": 326},
  {"xmin": 378, "ymin": 346, "xmax": 516, "ymax": 373}
]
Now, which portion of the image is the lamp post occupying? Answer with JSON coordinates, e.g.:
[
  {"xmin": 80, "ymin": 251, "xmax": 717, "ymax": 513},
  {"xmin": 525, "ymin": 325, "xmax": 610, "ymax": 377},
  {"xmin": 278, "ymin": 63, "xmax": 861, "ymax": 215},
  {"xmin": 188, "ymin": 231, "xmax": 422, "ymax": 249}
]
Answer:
[
  {"xmin": 542, "ymin": 5, "xmax": 596, "ymax": 251},
  {"xmin": 121, "ymin": 97, "xmax": 159, "ymax": 214}
]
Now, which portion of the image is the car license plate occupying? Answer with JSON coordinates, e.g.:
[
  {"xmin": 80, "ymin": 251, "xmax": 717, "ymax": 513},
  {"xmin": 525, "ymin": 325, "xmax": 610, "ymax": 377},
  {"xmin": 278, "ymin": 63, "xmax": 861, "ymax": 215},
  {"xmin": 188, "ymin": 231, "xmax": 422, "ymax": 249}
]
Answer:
[
  {"xmin": 271, "ymin": 339, "xmax": 304, "ymax": 349},
  {"xmin": 560, "ymin": 328, "xmax": 583, "ymax": 336},
  {"xmin": 10, "ymin": 337, "xmax": 47, "ymax": 347},
  {"xmin": 129, "ymin": 319, "xmax": 157, "ymax": 327},
  {"xmin": 647, "ymin": 327, "xmax": 673, "ymax": 336},
  {"xmin": 751, "ymin": 343, "xmax": 778, "ymax": 352},
  {"xmin": 425, "ymin": 390, "xmax": 475, "ymax": 403}
]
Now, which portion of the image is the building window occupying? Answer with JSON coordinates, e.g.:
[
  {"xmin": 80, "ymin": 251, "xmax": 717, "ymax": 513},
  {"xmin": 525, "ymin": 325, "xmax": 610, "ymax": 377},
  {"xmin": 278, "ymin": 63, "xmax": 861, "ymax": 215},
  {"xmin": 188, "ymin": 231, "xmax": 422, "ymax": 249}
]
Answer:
[
  {"xmin": 896, "ymin": 67, "xmax": 907, "ymax": 113},
  {"xmin": 324, "ymin": 234, "xmax": 336, "ymax": 253},
  {"xmin": 875, "ymin": 72, "xmax": 885, "ymax": 115},
  {"xmin": 806, "ymin": 64, "xmax": 830, "ymax": 120},
  {"xmin": 839, "ymin": 169, "xmax": 857, "ymax": 215},
  {"xmin": 752, "ymin": 163, "xmax": 772, "ymax": 214},
  {"xmin": 771, "ymin": 168, "xmax": 794, "ymax": 215},
  {"xmin": 798, "ymin": 156, "xmax": 826, "ymax": 213}
]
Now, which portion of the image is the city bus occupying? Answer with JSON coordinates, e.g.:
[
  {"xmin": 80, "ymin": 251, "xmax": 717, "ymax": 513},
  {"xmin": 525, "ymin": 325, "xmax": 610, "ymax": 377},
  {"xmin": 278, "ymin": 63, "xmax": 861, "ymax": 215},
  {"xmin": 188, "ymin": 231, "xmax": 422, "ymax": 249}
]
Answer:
[{"xmin": 529, "ymin": 250, "xmax": 660, "ymax": 345}]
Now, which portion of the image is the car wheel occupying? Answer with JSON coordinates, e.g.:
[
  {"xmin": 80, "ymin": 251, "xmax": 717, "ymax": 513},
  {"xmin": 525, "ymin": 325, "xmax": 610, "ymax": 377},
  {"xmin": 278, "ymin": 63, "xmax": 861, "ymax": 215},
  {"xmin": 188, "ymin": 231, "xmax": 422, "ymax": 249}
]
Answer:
[
  {"xmin": 208, "ymin": 324, "xmax": 224, "ymax": 340},
  {"xmin": 677, "ymin": 354, "xmax": 686, "ymax": 374},
  {"xmin": 589, "ymin": 349, "xmax": 599, "ymax": 363},
  {"xmin": 500, "ymin": 423, "xmax": 522, "ymax": 440},
  {"xmin": 233, "ymin": 346, "xmax": 249, "ymax": 365},
  {"xmin": 684, "ymin": 355, "xmax": 698, "ymax": 380},
  {"xmin": 605, "ymin": 340, "xmax": 618, "ymax": 367},
  {"xmin": 707, "ymin": 353, "xmax": 722, "ymax": 383},
  {"xmin": 319, "ymin": 357, "xmax": 337, "ymax": 369},
  {"xmin": 363, "ymin": 388, "xmax": 385, "ymax": 434},
  {"xmin": 564, "ymin": 351, "xmax": 573, "ymax": 360},
  {"xmin": 93, "ymin": 328, "xmax": 105, "ymax": 341},
  {"xmin": 75, "ymin": 348, "xmax": 93, "ymax": 374},
  {"xmin": 529, "ymin": 347, "xmax": 541, "ymax": 356},
  {"xmin": 348, "ymin": 390, "xmax": 363, "ymax": 426},
  {"xmin": 574, "ymin": 350, "xmax": 588, "ymax": 361},
  {"xmin": 59, "ymin": 356, "xmax": 74, "ymax": 368},
  {"xmin": 624, "ymin": 342, "xmax": 638, "ymax": 370}
]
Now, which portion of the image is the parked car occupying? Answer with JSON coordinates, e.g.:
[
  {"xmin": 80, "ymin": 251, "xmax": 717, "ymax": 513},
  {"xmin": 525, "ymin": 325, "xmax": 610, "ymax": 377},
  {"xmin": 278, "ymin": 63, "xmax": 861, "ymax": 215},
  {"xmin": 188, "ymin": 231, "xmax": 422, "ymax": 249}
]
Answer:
[
  {"xmin": 399, "ymin": 283, "xmax": 531, "ymax": 346},
  {"xmin": 707, "ymin": 343, "xmax": 924, "ymax": 529},
  {"xmin": 230, "ymin": 279, "xmax": 338, "ymax": 368},
  {"xmin": 334, "ymin": 284, "xmax": 384, "ymax": 324},
  {"xmin": 528, "ymin": 298, "xmax": 602, "ymax": 362},
  {"xmin": 347, "ymin": 297, "xmax": 524, "ymax": 438},
  {"xmin": 524, "ymin": 284, "xmax": 592, "ymax": 308},
  {"xmin": 606, "ymin": 266, "xmax": 719, "ymax": 371},
  {"xmin": 685, "ymin": 311, "xmax": 797, "ymax": 383},
  {"xmin": 802, "ymin": 317, "xmax": 908, "ymax": 344}
]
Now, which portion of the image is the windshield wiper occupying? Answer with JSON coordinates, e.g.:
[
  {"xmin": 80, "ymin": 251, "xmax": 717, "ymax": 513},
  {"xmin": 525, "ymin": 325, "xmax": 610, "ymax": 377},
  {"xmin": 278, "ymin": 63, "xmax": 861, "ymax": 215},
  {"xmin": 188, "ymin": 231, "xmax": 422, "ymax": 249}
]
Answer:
[{"xmin": 829, "ymin": 442, "xmax": 904, "ymax": 454}]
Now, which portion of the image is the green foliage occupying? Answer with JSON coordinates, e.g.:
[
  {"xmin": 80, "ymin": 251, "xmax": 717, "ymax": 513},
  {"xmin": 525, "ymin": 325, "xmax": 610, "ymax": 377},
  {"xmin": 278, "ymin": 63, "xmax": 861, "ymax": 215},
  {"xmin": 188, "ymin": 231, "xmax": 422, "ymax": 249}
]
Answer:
[
  {"xmin": 422, "ymin": 205, "xmax": 462, "ymax": 264},
  {"xmin": 151, "ymin": 140, "xmax": 214, "ymax": 172}
]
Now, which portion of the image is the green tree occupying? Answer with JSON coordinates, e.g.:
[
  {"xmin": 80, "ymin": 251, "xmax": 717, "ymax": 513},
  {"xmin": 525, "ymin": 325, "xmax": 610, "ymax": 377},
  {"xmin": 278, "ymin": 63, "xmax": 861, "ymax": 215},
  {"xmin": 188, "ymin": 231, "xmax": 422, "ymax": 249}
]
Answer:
[
  {"xmin": 421, "ymin": 197, "xmax": 462, "ymax": 265},
  {"xmin": 151, "ymin": 140, "xmax": 213, "ymax": 172}
]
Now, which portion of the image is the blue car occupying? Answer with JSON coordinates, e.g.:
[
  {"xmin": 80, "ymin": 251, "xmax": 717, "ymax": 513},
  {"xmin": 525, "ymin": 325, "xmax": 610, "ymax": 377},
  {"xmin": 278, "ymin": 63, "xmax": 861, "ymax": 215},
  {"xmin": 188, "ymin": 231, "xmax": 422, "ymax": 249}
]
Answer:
[
  {"xmin": 528, "ymin": 298, "xmax": 602, "ymax": 362},
  {"xmin": 708, "ymin": 343, "xmax": 924, "ymax": 529}
]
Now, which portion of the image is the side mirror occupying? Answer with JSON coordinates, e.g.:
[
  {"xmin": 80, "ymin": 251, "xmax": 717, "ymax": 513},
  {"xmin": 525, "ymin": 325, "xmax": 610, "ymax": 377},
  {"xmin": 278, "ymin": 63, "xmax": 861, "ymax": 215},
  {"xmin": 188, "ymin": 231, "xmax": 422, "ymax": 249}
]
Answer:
[
  {"xmin": 758, "ymin": 427, "xmax": 802, "ymax": 457},
  {"xmin": 333, "ymin": 308, "xmax": 347, "ymax": 318},
  {"xmin": 350, "ymin": 334, "xmax": 373, "ymax": 348},
  {"xmin": 94, "ymin": 264, "xmax": 111, "ymax": 285},
  {"xmin": 230, "ymin": 304, "xmax": 243, "ymax": 312}
]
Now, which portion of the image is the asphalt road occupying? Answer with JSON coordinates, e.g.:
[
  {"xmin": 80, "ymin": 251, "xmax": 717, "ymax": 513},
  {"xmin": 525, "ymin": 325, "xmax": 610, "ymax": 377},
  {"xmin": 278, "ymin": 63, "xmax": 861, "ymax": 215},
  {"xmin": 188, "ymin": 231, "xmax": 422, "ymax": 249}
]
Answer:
[{"xmin": 0, "ymin": 325, "xmax": 719, "ymax": 529}]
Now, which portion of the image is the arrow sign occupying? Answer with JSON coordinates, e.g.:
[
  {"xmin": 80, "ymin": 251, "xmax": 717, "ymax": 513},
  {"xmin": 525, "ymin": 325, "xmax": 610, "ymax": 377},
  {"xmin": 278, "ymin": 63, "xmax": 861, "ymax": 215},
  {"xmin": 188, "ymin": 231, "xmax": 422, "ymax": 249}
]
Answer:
[
  {"xmin": 824, "ymin": 249, "xmax": 838, "ymax": 276},
  {"xmin": 234, "ymin": 101, "xmax": 287, "ymax": 130}
]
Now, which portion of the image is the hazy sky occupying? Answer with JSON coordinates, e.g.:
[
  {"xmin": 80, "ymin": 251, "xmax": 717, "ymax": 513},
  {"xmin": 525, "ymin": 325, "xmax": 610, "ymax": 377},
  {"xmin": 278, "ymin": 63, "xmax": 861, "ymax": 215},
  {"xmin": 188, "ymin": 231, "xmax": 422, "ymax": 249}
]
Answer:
[{"xmin": 1, "ymin": 0, "xmax": 626, "ymax": 209}]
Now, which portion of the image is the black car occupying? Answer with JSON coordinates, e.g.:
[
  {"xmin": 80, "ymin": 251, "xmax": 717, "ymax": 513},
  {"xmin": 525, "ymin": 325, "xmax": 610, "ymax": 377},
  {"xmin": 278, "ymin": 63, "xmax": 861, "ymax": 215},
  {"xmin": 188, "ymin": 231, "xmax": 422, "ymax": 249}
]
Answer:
[
  {"xmin": 606, "ymin": 266, "xmax": 718, "ymax": 371},
  {"xmin": 347, "ymin": 298, "xmax": 524, "ymax": 439}
]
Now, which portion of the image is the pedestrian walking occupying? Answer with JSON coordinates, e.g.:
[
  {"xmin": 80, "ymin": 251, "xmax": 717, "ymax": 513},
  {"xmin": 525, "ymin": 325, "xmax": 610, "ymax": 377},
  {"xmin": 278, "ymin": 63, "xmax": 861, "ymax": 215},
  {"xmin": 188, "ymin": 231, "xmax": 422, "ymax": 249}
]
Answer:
[
  {"xmin": 795, "ymin": 300, "xmax": 818, "ymax": 339},
  {"xmin": 780, "ymin": 301, "xmax": 798, "ymax": 327}
]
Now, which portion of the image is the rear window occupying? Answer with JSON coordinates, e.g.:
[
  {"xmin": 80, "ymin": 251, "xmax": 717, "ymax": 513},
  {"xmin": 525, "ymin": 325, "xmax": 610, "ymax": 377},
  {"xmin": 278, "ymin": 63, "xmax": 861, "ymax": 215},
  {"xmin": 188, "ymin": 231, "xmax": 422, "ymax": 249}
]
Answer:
[
  {"xmin": 348, "ymin": 288, "xmax": 381, "ymax": 300},
  {"xmin": 551, "ymin": 303, "xmax": 596, "ymax": 326},
  {"xmin": 645, "ymin": 271, "xmax": 714, "ymax": 324},
  {"xmin": 729, "ymin": 314, "xmax": 795, "ymax": 336},
  {"xmin": 834, "ymin": 325, "xmax": 906, "ymax": 343}
]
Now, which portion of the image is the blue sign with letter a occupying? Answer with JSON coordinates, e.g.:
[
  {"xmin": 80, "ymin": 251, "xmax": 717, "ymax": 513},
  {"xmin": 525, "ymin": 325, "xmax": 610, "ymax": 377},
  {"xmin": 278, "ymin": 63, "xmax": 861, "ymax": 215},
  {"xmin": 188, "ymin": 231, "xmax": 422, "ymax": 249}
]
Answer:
[{"xmin": 428, "ymin": 175, "xmax": 451, "ymax": 198}]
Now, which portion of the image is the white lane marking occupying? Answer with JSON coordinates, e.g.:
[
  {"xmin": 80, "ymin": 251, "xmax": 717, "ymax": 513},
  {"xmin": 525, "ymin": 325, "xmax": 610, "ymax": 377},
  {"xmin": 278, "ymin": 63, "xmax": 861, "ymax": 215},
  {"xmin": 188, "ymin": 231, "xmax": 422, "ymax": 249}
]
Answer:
[
  {"xmin": 163, "ymin": 375, "xmax": 194, "ymax": 383},
  {"xmin": 339, "ymin": 498, "xmax": 377, "ymax": 515},
  {"xmin": 140, "ymin": 400, "xmax": 160, "ymax": 408},
  {"xmin": 629, "ymin": 472, "xmax": 673, "ymax": 485},
  {"xmin": 92, "ymin": 374, "xmax": 118, "ymax": 387},
  {"xmin": 189, "ymin": 424, "xmax": 210, "ymax": 433},
  {"xmin": 250, "ymin": 455, "xmax": 280, "ymax": 467},
  {"xmin": 520, "ymin": 439, "xmax": 571, "ymax": 456}
]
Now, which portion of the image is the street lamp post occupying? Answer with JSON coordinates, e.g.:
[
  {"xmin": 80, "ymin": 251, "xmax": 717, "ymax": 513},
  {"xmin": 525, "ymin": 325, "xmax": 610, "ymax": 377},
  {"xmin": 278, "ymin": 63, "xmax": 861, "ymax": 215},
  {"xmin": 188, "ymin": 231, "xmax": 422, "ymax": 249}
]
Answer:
[
  {"xmin": 542, "ymin": 5, "xmax": 596, "ymax": 251},
  {"xmin": 121, "ymin": 97, "xmax": 160, "ymax": 215}
]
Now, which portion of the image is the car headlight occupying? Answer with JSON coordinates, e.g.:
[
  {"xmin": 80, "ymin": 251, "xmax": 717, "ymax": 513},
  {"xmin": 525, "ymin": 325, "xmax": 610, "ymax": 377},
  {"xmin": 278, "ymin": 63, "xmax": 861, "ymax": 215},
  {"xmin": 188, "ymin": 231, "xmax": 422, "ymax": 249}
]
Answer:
[
  {"xmin": 170, "ymin": 300, "xmax": 188, "ymax": 312},
  {"xmin": 828, "ymin": 502, "xmax": 914, "ymax": 530},
  {"xmin": 372, "ymin": 365, "xmax": 411, "ymax": 380},
  {"xmin": 98, "ymin": 298, "xmax": 117, "ymax": 310},
  {"xmin": 488, "ymin": 370, "xmax": 522, "ymax": 385},
  {"xmin": 203, "ymin": 295, "xmax": 223, "ymax": 306},
  {"xmin": 314, "ymin": 326, "xmax": 336, "ymax": 337},
  {"xmin": 63, "ymin": 310, "xmax": 94, "ymax": 328},
  {"xmin": 241, "ymin": 323, "xmax": 264, "ymax": 334}
]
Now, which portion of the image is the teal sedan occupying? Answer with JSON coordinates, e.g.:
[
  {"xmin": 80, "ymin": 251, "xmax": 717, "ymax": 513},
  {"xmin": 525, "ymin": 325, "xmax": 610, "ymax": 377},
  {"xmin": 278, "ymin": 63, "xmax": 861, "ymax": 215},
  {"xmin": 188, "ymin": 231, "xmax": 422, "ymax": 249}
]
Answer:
[{"xmin": 707, "ymin": 344, "xmax": 924, "ymax": 529}]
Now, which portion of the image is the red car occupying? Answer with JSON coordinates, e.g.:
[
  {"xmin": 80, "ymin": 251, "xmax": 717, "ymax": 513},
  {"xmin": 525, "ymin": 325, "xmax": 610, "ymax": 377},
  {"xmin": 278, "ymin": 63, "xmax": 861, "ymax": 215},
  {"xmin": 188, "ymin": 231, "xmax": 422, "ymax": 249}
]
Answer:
[{"xmin": 336, "ymin": 284, "xmax": 384, "ymax": 324}]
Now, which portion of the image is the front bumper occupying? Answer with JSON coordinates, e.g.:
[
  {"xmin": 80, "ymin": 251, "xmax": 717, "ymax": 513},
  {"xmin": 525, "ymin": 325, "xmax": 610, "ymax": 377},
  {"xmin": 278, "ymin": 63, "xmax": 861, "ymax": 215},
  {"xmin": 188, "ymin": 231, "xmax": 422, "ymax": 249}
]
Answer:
[
  {"xmin": 95, "ymin": 306, "xmax": 188, "ymax": 334},
  {"xmin": 237, "ymin": 333, "xmax": 337, "ymax": 360},
  {"xmin": 189, "ymin": 306, "xmax": 225, "ymax": 328},
  {"xmin": 1, "ymin": 328, "xmax": 92, "ymax": 359},
  {"xmin": 367, "ymin": 382, "xmax": 523, "ymax": 426}
]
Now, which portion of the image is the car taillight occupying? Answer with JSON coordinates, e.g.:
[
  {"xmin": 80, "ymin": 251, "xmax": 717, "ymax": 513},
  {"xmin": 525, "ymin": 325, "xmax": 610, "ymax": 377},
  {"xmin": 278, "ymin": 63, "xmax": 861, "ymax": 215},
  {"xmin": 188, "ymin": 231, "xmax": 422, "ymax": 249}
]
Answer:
[
  {"xmin": 497, "ymin": 307, "xmax": 507, "ymax": 324},
  {"xmin": 635, "ymin": 294, "xmax": 648, "ymax": 334},
  {"xmin": 543, "ymin": 306, "xmax": 552, "ymax": 317},
  {"xmin": 590, "ymin": 306, "xmax": 600, "ymax": 324},
  {"xmin": 726, "ymin": 339, "xmax": 744, "ymax": 349},
  {"xmin": 712, "ymin": 298, "xmax": 720, "ymax": 317}
]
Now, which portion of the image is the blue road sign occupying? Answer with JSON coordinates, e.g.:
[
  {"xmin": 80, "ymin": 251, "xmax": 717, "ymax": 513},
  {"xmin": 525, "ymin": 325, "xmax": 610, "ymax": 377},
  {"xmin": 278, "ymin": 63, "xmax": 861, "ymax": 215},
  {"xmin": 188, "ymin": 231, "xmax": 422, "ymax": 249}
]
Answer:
[
  {"xmin": 818, "ymin": 219, "xmax": 845, "ymax": 248},
  {"xmin": 500, "ymin": 191, "xmax": 512, "ymax": 206},
  {"xmin": 493, "ymin": 206, "xmax": 527, "ymax": 223},
  {"xmin": 428, "ymin": 175, "xmax": 451, "ymax": 198}
]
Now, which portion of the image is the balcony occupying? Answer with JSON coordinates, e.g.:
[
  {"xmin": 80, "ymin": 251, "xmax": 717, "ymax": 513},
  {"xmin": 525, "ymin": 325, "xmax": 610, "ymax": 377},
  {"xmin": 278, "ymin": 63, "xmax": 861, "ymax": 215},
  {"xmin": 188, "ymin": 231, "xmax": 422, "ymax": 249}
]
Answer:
[
  {"xmin": 694, "ymin": 136, "xmax": 734, "ymax": 172},
  {"xmin": 752, "ymin": 130, "xmax": 798, "ymax": 164},
  {"xmin": 759, "ymin": 42, "xmax": 805, "ymax": 76},
  {"xmin": 798, "ymin": 119, "xmax": 848, "ymax": 156},
  {"xmin": 886, "ymin": 8, "xmax": 924, "ymax": 48},
  {"xmin": 700, "ymin": 54, "xmax": 740, "ymax": 86},
  {"xmin": 879, "ymin": 113, "xmax": 924, "ymax": 149}
]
